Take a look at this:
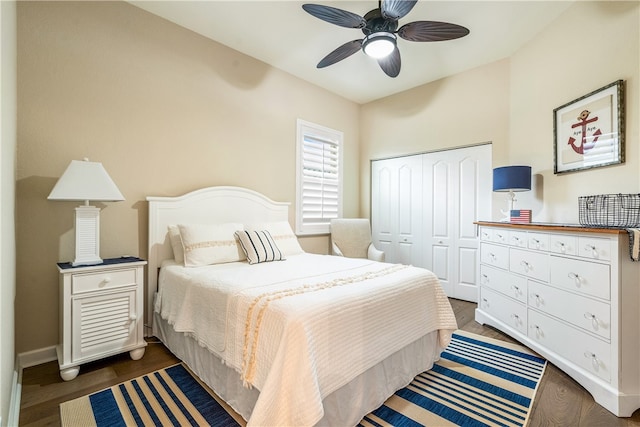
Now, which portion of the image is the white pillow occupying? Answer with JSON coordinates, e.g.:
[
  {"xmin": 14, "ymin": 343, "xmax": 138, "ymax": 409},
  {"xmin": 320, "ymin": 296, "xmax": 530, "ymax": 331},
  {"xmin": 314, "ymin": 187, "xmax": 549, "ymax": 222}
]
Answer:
[
  {"xmin": 235, "ymin": 230, "xmax": 285, "ymax": 264},
  {"xmin": 178, "ymin": 223, "xmax": 245, "ymax": 267},
  {"xmin": 245, "ymin": 221, "xmax": 304, "ymax": 256},
  {"xmin": 167, "ymin": 225, "xmax": 184, "ymax": 264}
]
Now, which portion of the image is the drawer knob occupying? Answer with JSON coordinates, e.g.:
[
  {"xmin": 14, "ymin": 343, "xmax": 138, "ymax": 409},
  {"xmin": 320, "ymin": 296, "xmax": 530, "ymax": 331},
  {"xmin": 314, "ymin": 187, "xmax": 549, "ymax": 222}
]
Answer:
[
  {"xmin": 481, "ymin": 274, "xmax": 489, "ymax": 284},
  {"xmin": 568, "ymin": 272, "xmax": 582, "ymax": 286},
  {"xmin": 520, "ymin": 260, "xmax": 531, "ymax": 272},
  {"xmin": 584, "ymin": 312, "xmax": 602, "ymax": 330},
  {"xmin": 584, "ymin": 352, "xmax": 601, "ymax": 370},
  {"xmin": 585, "ymin": 245, "xmax": 599, "ymax": 258},
  {"xmin": 531, "ymin": 293, "xmax": 543, "ymax": 306},
  {"xmin": 100, "ymin": 277, "xmax": 112, "ymax": 287},
  {"xmin": 496, "ymin": 233, "xmax": 504, "ymax": 241},
  {"xmin": 556, "ymin": 242, "xmax": 566, "ymax": 253},
  {"xmin": 482, "ymin": 297, "xmax": 489, "ymax": 308},
  {"xmin": 510, "ymin": 313, "xmax": 521, "ymax": 325},
  {"xmin": 532, "ymin": 238, "xmax": 541, "ymax": 249},
  {"xmin": 531, "ymin": 324, "xmax": 544, "ymax": 338},
  {"xmin": 511, "ymin": 285, "xmax": 521, "ymax": 296}
]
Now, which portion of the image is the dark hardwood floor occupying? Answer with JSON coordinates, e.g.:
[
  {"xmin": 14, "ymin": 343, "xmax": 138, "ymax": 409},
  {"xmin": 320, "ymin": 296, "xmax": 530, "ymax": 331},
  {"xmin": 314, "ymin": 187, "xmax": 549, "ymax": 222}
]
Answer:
[{"xmin": 19, "ymin": 299, "xmax": 640, "ymax": 426}]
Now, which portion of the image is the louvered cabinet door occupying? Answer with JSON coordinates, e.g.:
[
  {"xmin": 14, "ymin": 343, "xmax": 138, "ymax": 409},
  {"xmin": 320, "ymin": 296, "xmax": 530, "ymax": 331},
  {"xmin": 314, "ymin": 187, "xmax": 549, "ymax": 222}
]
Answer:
[
  {"xmin": 57, "ymin": 258, "xmax": 147, "ymax": 381},
  {"xmin": 71, "ymin": 289, "xmax": 137, "ymax": 361}
]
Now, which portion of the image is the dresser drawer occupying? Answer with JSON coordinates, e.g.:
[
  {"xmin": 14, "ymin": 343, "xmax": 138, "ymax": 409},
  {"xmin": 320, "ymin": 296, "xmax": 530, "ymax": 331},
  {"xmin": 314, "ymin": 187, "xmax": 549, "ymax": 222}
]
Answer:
[
  {"xmin": 549, "ymin": 256, "xmax": 610, "ymax": 300},
  {"xmin": 479, "ymin": 287, "xmax": 527, "ymax": 334},
  {"xmin": 509, "ymin": 248, "xmax": 549, "ymax": 282},
  {"xmin": 481, "ymin": 265, "xmax": 527, "ymax": 302},
  {"xmin": 509, "ymin": 231, "xmax": 528, "ymax": 248},
  {"xmin": 481, "ymin": 242, "xmax": 509, "ymax": 270},
  {"xmin": 579, "ymin": 237, "xmax": 611, "ymax": 261},
  {"xmin": 528, "ymin": 281, "xmax": 611, "ymax": 340},
  {"xmin": 492, "ymin": 229, "xmax": 509, "ymax": 244},
  {"xmin": 72, "ymin": 269, "xmax": 138, "ymax": 295},
  {"xmin": 528, "ymin": 232, "xmax": 550, "ymax": 251},
  {"xmin": 549, "ymin": 234, "xmax": 577, "ymax": 256},
  {"xmin": 528, "ymin": 310, "xmax": 611, "ymax": 383},
  {"xmin": 479, "ymin": 227, "xmax": 509, "ymax": 244}
]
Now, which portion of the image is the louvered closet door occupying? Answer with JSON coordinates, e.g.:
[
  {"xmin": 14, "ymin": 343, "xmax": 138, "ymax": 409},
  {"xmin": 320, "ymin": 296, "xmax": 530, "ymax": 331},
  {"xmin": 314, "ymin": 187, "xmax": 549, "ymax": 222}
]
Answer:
[
  {"xmin": 371, "ymin": 155, "xmax": 423, "ymax": 266},
  {"xmin": 72, "ymin": 290, "xmax": 137, "ymax": 361}
]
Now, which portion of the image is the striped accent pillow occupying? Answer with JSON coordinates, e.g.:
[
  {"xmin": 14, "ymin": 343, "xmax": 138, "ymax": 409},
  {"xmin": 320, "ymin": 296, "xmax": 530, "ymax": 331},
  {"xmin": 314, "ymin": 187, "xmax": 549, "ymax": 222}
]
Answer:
[{"xmin": 235, "ymin": 230, "xmax": 285, "ymax": 264}]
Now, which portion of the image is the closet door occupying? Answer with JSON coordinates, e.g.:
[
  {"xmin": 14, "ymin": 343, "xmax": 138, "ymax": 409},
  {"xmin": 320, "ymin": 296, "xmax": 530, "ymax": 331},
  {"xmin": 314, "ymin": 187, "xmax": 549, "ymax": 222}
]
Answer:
[
  {"xmin": 371, "ymin": 155, "xmax": 423, "ymax": 266},
  {"xmin": 422, "ymin": 145, "xmax": 491, "ymax": 302}
]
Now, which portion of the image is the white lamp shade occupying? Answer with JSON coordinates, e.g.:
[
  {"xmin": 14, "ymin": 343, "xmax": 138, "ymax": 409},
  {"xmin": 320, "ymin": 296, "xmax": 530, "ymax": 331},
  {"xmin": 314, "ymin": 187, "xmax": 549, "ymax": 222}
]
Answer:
[{"xmin": 48, "ymin": 159, "xmax": 125, "ymax": 202}]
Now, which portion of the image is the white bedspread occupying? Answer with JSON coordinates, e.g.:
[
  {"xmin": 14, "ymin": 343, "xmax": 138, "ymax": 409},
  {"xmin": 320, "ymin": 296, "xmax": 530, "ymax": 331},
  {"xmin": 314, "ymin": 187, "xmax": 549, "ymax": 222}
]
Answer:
[{"xmin": 155, "ymin": 253, "xmax": 457, "ymax": 426}]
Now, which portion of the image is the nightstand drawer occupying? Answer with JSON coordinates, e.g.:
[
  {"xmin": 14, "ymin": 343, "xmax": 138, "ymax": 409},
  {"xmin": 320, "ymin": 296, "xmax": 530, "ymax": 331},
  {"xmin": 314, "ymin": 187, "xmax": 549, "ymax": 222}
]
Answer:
[{"xmin": 72, "ymin": 269, "xmax": 137, "ymax": 294}]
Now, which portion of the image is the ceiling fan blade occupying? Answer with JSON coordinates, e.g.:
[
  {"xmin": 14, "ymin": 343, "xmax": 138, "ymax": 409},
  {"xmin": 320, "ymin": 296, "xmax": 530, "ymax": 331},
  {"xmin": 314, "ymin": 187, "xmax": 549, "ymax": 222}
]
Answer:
[
  {"xmin": 377, "ymin": 47, "xmax": 401, "ymax": 77},
  {"xmin": 381, "ymin": 0, "xmax": 418, "ymax": 21},
  {"xmin": 397, "ymin": 21, "xmax": 470, "ymax": 42},
  {"xmin": 317, "ymin": 40, "xmax": 363, "ymax": 68},
  {"xmin": 302, "ymin": 4, "xmax": 366, "ymax": 29}
]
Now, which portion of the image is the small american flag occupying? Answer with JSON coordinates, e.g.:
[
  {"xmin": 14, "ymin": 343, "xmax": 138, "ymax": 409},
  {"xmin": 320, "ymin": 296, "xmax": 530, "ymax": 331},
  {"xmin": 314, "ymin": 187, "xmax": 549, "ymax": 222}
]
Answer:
[{"xmin": 510, "ymin": 210, "xmax": 531, "ymax": 223}]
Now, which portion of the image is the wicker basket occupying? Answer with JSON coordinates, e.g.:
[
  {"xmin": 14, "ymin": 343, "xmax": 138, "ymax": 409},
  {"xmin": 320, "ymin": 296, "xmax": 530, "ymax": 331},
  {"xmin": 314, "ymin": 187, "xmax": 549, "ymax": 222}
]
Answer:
[{"xmin": 578, "ymin": 194, "xmax": 640, "ymax": 227}]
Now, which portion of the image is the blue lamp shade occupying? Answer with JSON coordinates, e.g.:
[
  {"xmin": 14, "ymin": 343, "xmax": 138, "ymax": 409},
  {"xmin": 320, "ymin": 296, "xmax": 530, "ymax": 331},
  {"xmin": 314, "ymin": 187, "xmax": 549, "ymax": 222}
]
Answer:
[{"xmin": 492, "ymin": 166, "xmax": 531, "ymax": 192}]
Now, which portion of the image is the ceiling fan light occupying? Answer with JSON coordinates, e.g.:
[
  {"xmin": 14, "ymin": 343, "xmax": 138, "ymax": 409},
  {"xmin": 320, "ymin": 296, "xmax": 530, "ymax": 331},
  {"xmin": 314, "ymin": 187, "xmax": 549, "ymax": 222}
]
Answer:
[{"xmin": 362, "ymin": 32, "xmax": 396, "ymax": 58}]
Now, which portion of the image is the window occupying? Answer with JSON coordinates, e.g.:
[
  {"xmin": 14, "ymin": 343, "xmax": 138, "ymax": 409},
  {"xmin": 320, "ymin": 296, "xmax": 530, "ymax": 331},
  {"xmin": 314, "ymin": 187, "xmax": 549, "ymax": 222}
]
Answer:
[{"xmin": 296, "ymin": 119, "xmax": 343, "ymax": 235}]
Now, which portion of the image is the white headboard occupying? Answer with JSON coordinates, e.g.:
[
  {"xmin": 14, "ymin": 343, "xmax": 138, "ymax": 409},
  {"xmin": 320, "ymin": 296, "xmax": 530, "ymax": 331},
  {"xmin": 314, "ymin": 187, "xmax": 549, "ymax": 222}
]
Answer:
[{"xmin": 146, "ymin": 186, "xmax": 290, "ymax": 330}]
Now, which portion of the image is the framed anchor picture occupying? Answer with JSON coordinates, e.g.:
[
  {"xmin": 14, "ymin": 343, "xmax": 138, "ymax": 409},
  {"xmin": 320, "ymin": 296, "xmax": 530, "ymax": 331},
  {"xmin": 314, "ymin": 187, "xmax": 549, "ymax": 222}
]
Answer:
[{"xmin": 553, "ymin": 79, "xmax": 625, "ymax": 174}]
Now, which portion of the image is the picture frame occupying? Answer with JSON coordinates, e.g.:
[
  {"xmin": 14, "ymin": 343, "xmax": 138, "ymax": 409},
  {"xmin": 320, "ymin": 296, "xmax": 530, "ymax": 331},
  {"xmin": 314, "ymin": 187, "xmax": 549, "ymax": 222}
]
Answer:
[{"xmin": 553, "ymin": 80, "xmax": 625, "ymax": 174}]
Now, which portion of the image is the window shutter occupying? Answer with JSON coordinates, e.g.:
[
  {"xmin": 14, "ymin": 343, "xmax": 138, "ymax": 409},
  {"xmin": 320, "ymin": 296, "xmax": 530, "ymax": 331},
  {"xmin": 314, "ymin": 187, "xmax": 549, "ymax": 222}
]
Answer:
[{"xmin": 296, "ymin": 120, "xmax": 343, "ymax": 235}]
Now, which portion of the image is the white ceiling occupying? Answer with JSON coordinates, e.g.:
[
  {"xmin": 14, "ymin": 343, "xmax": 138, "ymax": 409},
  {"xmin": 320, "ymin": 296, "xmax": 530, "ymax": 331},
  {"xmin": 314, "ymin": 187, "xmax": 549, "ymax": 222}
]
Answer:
[{"xmin": 129, "ymin": 1, "xmax": 574, "ymax": 104}]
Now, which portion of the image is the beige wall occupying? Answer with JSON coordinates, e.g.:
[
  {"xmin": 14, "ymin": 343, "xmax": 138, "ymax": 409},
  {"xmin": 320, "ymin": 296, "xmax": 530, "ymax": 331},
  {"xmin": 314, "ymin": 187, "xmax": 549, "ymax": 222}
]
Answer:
[
  {"xmin": 1, "ymin": 0, "xmax": 17, "ymax": 422},
  {"xmin": 360, "ymin": 1, "xmax": 639, "ymax": 224},
  {"xmin": 16, "ymin": 2, "xmax": 360, "ymax": 354},
  {"xmin": 359, "ymin": 59, "xmax": 511, "ymax": 217},
  {"xmin": 509, "ymin": 1, "xmax": 639, "ymax": 223}
]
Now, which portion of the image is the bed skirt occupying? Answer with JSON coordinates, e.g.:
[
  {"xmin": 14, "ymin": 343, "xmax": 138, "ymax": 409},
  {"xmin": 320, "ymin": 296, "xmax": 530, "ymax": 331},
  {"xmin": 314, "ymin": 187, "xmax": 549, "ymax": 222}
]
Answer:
[{"xmin": 153, "ymin": 312, "xmax": 442, "ymax": 426}]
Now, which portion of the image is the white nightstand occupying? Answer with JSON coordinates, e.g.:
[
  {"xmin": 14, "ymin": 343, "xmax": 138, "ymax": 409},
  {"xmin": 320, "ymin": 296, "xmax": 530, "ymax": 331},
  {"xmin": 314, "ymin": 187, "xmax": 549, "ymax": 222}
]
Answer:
[{"xmin": 57, "ymin": 257, "xmax": 147, "ymax": 381}]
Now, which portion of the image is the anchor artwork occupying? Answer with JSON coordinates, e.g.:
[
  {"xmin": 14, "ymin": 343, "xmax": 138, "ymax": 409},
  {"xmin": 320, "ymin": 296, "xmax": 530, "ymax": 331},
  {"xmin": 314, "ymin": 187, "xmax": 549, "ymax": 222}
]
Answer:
[{"xmin": 554, "ymin": 80, "xmax": 625, "ymax": 174}]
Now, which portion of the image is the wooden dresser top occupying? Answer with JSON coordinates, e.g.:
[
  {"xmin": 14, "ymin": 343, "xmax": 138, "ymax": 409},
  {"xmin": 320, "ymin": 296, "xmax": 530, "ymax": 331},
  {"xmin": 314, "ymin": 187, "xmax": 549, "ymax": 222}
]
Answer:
[{"xmin": 474, "ymin": 221, "xmax": 627, "ymax": 235}]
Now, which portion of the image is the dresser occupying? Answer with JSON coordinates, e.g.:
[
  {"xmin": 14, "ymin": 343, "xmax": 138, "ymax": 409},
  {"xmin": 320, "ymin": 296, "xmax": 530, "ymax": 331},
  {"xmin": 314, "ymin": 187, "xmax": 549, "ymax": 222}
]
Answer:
[
  {"xmin": 475, "ymin": 222, "xmax": 640, "ymax": 417},
  {"xmin": 57, "ymin": 257, "xmax": 147, "ymax": 381}
]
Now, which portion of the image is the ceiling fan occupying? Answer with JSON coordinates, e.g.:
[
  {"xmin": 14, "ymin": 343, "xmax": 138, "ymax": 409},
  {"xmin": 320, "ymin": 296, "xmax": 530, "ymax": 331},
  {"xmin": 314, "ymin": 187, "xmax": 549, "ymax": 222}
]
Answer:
[{"xmin": 302, "ymin": 0, "xmax": 470, "ymax": 78}]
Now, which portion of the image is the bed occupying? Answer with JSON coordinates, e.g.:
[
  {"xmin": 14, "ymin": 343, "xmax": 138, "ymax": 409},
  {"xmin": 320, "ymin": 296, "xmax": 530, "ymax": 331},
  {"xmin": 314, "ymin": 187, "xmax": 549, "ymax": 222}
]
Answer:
[{"xmin": 147, "ymin": 186, "xmax": 457, "ymax": 426}]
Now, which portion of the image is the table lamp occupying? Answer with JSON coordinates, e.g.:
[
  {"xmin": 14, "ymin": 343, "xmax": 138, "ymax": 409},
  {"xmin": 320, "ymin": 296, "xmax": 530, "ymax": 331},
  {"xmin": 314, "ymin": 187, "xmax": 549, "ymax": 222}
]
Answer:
[
  {"xmin": 48, "ymin": 158, "xmax": 124, "ymax": 266},
  {"xmin": 493, "ymin": 165, "xmax": 531, "ymax": 222}
]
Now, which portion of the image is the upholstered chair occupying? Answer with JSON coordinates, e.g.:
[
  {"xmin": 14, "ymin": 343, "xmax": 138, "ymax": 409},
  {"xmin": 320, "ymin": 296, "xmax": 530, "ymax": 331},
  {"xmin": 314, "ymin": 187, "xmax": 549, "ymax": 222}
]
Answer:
[{"xmin": 330, "ymin": 218, "xmax": 385, "ymax": 262}]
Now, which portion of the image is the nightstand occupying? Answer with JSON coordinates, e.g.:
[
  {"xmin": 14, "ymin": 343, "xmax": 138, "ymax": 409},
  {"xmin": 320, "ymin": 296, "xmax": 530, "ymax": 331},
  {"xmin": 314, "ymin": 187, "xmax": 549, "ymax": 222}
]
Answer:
[{"xmin": 57, "ymin": 257, "xmax": 147, "ymax": 381}]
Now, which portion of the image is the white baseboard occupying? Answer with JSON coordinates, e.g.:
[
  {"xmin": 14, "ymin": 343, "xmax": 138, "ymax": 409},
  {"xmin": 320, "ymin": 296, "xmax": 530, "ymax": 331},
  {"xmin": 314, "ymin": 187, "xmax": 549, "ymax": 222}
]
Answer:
[
  {"xmin": 17, "ymin": 345, "xmax": 57, "ymax": 369},
  {"xmin": 7, "ymin": 365, "xmax": 21, "ymax": 427},
  {"xmin": 7, "ymin": 346, "xmax": 58, "ymax": 426}
]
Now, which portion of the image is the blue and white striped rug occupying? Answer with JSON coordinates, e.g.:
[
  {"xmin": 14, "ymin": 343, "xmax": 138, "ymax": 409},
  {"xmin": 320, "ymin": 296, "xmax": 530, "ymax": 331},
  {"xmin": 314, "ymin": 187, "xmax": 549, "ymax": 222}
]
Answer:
[
  {"xmin": 59, "ymin": 363, "xmax": 242, "ymax": 427},
  {"xmin": 60, "ymin": 331, "xmax": 545, "ymax": 426},
  {"xmin": 360, "ymin": 330, "xmax": 546, "ymax": 427}
]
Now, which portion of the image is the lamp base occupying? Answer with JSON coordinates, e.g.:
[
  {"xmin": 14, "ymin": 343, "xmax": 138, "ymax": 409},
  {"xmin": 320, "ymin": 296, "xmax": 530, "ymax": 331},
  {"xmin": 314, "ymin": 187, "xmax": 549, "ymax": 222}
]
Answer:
[
  {"xmin": 497, "ymin": 190, "xmax": 516, "ymax": 222},
  {"xmin": 73, "ymin": 205, "xmax": 103, "ymax": 266},
  {"xmin": 499, "ymin": 209, "xmax": 511, "ymax": 222}
]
